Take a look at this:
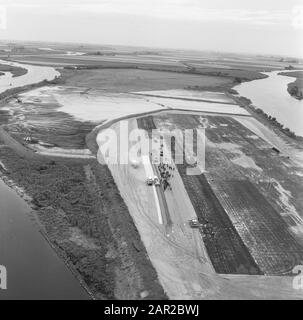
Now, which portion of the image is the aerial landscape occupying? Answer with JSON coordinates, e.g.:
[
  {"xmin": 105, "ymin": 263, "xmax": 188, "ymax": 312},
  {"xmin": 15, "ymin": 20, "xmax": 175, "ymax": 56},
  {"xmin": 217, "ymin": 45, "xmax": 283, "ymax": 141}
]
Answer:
[{"xmin": 0, "ymin": 0, "xmax": 303, "ymax": 303}]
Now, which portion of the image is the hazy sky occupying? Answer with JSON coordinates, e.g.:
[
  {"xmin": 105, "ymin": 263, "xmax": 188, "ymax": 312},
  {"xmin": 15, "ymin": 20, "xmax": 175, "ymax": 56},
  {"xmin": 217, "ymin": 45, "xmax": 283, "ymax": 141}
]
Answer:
[{"xmin": 0, "ymin": 0, "xmax": 303, "ymax": 57}]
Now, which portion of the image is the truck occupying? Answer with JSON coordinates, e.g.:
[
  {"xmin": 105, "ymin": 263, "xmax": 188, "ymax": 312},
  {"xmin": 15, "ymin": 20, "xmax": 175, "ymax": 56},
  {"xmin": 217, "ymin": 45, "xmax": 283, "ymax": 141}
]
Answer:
[
  {"xmin": 146, "ymin": 177, "xmax": 154, "ymax": 186},
  {"xmin": 24, "ymin": 136, "xmax": 38, "ymax": 144},
  {"xmin": 153, "ymin": 176, "xmax": 160, "ymax": 186},
  {"xmin": 189, "ymin": 219, "xmax": 202, "ymax": 228},
  {"xmin": 131, "ymin": 160, "xmax": 139, "ymax": 168}
]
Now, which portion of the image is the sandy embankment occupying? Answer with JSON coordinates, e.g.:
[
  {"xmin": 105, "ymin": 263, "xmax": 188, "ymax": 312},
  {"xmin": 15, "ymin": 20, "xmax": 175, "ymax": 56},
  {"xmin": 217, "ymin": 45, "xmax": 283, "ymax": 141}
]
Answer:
[
  {"xmin": 98, "ymin": 118, "xmax": 219, "ymax": 299},
  {"xmin": 94, "ymin": 114, "xmax": 303, "ymax": 299}
]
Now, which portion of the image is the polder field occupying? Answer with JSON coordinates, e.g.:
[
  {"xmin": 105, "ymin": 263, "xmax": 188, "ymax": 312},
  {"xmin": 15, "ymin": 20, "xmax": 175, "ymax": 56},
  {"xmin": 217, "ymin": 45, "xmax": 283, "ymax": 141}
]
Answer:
[
  {"xmin": 59, "ymin": 68, "xmax": 234, "ymax": 93},
  {"xmin": 4, "ymin": 41, "xmax": 303, "ymax": 71},
  {"xmin": 4, "ymin": 41, "xmax": 303, "ymax": 86},
  {"xmin": 3, "ymin": 98, "xmax": 96, "ymax": 150},
  {"xmin": 0, "ymin": 63, "xmax": 246, "ymax": 158},
  {"xmin": 137, "ymin": 112, "xmax": 303, "ymax": 276}
]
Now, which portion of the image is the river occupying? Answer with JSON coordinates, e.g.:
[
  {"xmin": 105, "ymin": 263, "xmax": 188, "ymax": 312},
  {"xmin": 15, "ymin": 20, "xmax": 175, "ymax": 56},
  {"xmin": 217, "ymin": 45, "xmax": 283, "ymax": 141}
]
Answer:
[
  {"xmin": 0, "ymin": 59, "xmax": 60, "ymax": 94},
  {"xmin": 235, "ymin": 70, "xmax": 303, "ymax": 137},
  {"xmin": 0, "ymin": 180, "xmax": 89, "ymax": 300},
  {"xmin": 0, "ymin": 60, "xmax": 89, "ymax": 299}
]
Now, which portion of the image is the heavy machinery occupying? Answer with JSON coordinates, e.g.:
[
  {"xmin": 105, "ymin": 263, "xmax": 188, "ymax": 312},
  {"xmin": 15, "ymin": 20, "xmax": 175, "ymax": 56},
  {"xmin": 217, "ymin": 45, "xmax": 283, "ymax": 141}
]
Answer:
[
  {"xmin": 146, "ymin": 177, "xmax": 154, "ymax": 186},
  {"xmin": 23, "ymin": 136, "xmax": 38, "ymax": 144},
  {"xmin": 189, "ymin": 219, "xmax": 202, "ymax": 228},
  {"xmin": 153, "ymin": 176, "xmax": 160, "ymax": 186},
  {"xmin": 131, "ymin": 160, "xmax": 139, "ymax": 168},
  {"xmin": 146, "ymin": 176, "xmax": 161, "ymax": 186}
]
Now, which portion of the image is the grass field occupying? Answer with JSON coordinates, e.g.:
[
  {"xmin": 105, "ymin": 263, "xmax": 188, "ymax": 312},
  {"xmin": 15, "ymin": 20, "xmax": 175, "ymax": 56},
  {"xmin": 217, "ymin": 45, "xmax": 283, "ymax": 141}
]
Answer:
[
  {"xmin": 59, "ymin": 68, "xmax": 233, "ymax": 93},
  {"xmin": 186, "ymin": 66, "xmax": 268, "ymax": 81},
  {"xmin": 0, "ymin": 64, "xmax": 28, "ymax": 77},
  {"xmin": 7, "ymin": 47, "xmax": 280, "ymax": 96},
  {"xmin": 280, "ymin": 71, "xmax": 303, "ymax": 100}
]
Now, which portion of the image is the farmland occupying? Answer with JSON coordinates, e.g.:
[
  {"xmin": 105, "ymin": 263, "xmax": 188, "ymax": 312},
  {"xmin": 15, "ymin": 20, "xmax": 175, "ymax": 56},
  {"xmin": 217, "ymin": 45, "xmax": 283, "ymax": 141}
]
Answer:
[
  {"xmin": 174, "ymin": 170, "xmax": 262, "ymax": 275},
  {"xmin": 210, "ymin": 179, "xmax": 303, "ymax": 275},
  {"xmin": 59, "ymin": 68, "xmax": 234, "ymax": 93}
]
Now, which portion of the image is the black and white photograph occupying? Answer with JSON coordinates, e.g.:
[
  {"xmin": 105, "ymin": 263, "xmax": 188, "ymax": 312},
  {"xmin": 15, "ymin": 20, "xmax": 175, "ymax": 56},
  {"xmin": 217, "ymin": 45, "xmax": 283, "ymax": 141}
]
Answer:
[{"xmin": 0, "ymin": 0, "xmax": 303, "ymax": 304}]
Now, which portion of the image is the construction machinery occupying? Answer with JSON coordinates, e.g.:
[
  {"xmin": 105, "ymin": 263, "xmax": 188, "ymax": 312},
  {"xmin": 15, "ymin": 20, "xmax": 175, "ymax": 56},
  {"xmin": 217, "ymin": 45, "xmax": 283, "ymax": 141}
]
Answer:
[
  {"xmin": 24, "ymin": 136, "xmax": 38, "ymax": 144},
  {"xmin": 146, "ymin": 177, "xmax": 154, "ymax": 186},
  {"xmin": 131, "ymin": 160, "xmax": 139, "ymax": 168},
  {"xmin": 153, "ymin": 176, "xmax": 160, "ymax": 186},
  {"xmin": 189, "ymin": 219, "xmax": 202, "ymax": 228}
]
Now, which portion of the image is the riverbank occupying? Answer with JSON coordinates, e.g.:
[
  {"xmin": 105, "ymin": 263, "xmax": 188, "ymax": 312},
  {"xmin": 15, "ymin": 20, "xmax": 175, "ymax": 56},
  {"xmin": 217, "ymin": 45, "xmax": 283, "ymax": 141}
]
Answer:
[
  {"xmin": 231, "ymin": 93, "xmax": 303, "ymax": 144},
  {"xmin": 0, "ymin": 59, "xmax": 60, "ymax": 97},
  {"xmin": 0, "ymin": 63, "xmax": 27, "ymax": 77},
  {"xmin": 0, "ymin": 119, "xmax": 167, "ymax": 300},
  {"xmin": 234, "ymin": 70, "xmax": 303, "ymax": 138},
  {"xmin": 0, "ymin": 76, "xmax": 62, "ymax": 105},
  {"xmin": 183, "ymin": 70, "xmax": 268, "ymax": 96},
  {"xmin": 279, "ymin": 71, "xmax": 303, "ymax": 100},
  {"xmin": 0, "ymin": 177, "xmax": 92, "ymax": 299},
  {"xmin": 0, "ymin": 139, "xmax": 167, "ymax": 299}
]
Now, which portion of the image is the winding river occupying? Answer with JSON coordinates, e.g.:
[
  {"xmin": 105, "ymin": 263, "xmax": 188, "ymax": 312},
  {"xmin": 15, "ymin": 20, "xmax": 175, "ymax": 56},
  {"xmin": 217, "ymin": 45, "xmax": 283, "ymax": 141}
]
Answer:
[
  {"xmin": 0, "ymin": 59, "xmax": 60, "ymax": 93},
  {"xmin": 236, "ymin": 70, "xmax": 303, "ymax": 137},
  {"xmin": 0, "ymin": 60, "xmax": 88, "ymax": 299}
]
